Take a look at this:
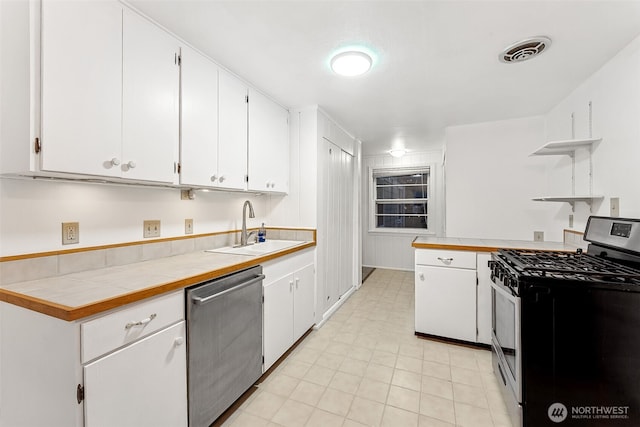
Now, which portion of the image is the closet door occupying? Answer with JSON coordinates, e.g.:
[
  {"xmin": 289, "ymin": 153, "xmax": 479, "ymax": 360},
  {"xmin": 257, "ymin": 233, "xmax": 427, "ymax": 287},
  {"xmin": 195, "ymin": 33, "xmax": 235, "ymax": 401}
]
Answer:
[{"xmin": 339, "ymin": 150, "xmax": 354, "ymax": 297}]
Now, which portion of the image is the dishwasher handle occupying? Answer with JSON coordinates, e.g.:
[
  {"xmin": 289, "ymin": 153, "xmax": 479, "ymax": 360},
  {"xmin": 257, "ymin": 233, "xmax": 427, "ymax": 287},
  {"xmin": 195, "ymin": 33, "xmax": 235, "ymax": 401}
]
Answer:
[{"xmin": 191, "ymin": 274, "xmax": 265, "ymax": 305}]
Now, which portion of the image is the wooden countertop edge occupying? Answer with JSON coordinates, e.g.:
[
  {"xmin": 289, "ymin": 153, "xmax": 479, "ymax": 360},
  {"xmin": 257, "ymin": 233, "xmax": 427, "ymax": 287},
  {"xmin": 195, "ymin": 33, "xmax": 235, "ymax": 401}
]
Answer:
[
  {"xmin": 0, "ymin": 241, "xmax": 316, "ymax": 322},
  {"xmin": 411, "ymin": 242, "xmax": 500, "ymax": 252},
  {"xmin": 411, "ymin": 241, "xmax": 578, "ymax": 253}
]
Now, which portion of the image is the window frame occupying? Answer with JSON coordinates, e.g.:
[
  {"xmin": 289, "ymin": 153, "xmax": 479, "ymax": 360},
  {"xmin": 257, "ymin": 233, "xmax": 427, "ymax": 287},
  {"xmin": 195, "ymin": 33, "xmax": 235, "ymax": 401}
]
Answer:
[{"xmin": 368, "ymin": 164, "xmax": 434, "ymax": 234}]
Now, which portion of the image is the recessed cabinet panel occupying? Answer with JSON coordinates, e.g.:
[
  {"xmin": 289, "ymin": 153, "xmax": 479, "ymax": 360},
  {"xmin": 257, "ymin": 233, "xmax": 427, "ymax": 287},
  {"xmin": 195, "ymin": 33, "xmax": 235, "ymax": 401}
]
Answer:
[
  {"xmin": 40, "ymin": 1, "xmax": 123, "ymax": 177},
  {"xmin": 293, "ymin": 263, "xmax": 315, "ymax": 341},
  {"xmin": 122, "ymin": 9, "xmax": 179, "ymax": 183},
  {"xmin": 248, "ymin": 89, "xmax": 289, "ymax": 193},
  {"xmin": 84, "ymin": 322, "xmax": 187, "ymax": 427},
  {"xmin": 218, "ymin": 70, "xmax": 248, "ymax": 190},
  {"xmin": 263, "ymin": 274, "xmax": 294, "ymax": 370},
  {"xmin": 180, "ymin": 46, "xmax": 219, "ymax": 187},
  {"xmin": 415, "ymin": 264, "xmax": 477, "ymax": 342}
]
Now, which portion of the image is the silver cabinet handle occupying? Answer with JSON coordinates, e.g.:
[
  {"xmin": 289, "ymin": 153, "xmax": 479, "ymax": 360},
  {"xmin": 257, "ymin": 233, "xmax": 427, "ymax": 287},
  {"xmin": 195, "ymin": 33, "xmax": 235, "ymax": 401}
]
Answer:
[
  {"xmin": 290, "ymin": 280, "xmax": 294, "ymax": 292},
  {"xmin": 295, "ymin": 278, "xmax": 300, "ymax": 289},
  {"xmin": 110, "ymin": 158, "xmax": 121, "ymax": 166},
  {"xmin": 210, "ymin": 175, "xmax": 217, "ymax": 182},
  {"xmin": 126, "ymin": 161, "xmax": 136, "ymax": 169},
  {"xmin": 437, "ymin": 257, "xmax": 454, "ymax": 263},
  {"xmin": 219, "ymin": 175, "xmax": 226, "ymax": 183},
  {"xmin": 125, "ymin": 313, "xmax": 156, "ymax": 330}
]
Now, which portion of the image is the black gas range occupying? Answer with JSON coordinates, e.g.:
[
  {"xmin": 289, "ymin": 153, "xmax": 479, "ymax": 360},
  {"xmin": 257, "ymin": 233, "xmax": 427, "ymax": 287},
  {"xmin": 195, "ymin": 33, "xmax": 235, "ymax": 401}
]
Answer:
[{"xmin": 490, "ymin": 216, "xmax": 640, "ymax": 427}]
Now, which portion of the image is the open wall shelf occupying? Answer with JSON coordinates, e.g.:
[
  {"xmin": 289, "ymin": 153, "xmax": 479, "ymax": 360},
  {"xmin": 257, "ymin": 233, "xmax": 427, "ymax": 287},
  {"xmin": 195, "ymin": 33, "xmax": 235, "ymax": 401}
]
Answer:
[
  {"xmin": 530, "ymin": 137, "xmax": 602, "ymax": 156},
  {"xmin": 532, "ymin": 196, "xmax": 604, "ymax": 212}
]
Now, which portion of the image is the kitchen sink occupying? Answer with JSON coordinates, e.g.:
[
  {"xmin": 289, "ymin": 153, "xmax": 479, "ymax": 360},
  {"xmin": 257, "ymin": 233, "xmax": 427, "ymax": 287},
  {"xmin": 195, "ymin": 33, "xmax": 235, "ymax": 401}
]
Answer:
[{"xmin": 205, "ymin": 240, "xmax": 306, "ymax": 256}]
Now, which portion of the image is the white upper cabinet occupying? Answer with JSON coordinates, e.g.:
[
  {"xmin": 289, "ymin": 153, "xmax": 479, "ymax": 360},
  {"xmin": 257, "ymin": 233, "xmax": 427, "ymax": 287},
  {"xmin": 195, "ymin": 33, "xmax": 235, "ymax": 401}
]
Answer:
[
  {"xmin": 179, "ymin": 46, "xmax": 219, "ymax": 188},
  {"xmin": 40, "ymin": 0, "xmax": 123, "ymax": 177},
  {"xmin": 122, "ymin": 9, "xmax": 179, "ymax": 184},
  {"xmin": 40, "ymin": 2, "xmax": 179, "ymax": 183},
  {"xmin": 248, "ymin": 89, "xmax": 289, "ymax": 193},
  {"xmin": 218, "ymin": 70, "xmax": 249, "ymax": 190}
]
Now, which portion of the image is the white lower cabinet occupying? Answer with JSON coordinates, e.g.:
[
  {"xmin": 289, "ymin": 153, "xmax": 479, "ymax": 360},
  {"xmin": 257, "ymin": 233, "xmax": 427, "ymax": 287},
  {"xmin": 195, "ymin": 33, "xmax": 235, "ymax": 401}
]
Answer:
[
  {"xmin": 415, "ymin": 249, "xmax": 488, "ymax": 344},
  {"xmin": 415, "ymin": 264, "xmax": 477, "ymax": 342},
  {"xmin": 0, "ymin": 290, "xmax": 186, "ymax": 427},
  {"xmin": 84, "ymin": 322, "xmax": 187, "ymax": 427},
  {"xmin": 263, "ymin": 250, "xmax": 315, "ymax": 370}
]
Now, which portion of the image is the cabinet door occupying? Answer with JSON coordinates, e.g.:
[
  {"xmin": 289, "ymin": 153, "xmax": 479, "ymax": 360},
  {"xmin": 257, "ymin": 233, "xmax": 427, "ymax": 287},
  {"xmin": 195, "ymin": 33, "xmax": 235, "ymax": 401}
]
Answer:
[
  {"xmin": 263, "ymin": 275, "xmax": 294, "ymax": 370},
  {"xmin": 415, "ymin": 265, "xmax": 477, "ymax": 342},
  {"xmin": 40, "ymin": 0, "xmax": 122, "ymax": 177},
  {"xmin": 180, "ymin": 46, "xmax": 218, "ymax": 187},
  {"xmin": 293, "ymin": 263, "xmax": 315, "ymax": 341},
  {"xmin": 84, "ymin": 322, "xmax": 187, "ymax": 427},
  {"xmin": 247, "ymin": 89, "xmax": 289, "ymax": 193},
  {"xmin": 218, "ymin": 70, "xmax": 248, "ymax": 190},
  {"xmin": 122, "ymin": 9, "xmax": 179, "ymax": 183},
  {"xmin": 476, "ymin": 253, "xmax": 492, "ymax": 345}
]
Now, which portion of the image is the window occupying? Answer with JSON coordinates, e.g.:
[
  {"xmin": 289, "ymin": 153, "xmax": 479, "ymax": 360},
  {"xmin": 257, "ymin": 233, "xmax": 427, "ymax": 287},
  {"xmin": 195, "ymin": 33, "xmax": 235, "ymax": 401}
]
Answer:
[{"xmin": 370, "ymin": 166, "xmax": 430, "ymax": 231}]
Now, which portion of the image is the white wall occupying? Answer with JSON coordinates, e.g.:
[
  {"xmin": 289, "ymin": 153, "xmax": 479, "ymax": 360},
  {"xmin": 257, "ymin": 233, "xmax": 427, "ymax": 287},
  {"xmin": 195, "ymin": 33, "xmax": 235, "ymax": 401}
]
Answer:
[
  {"xmin": 362, "ymin": 150, "xmax": 444, "ymax": 271},
  {"xmin": 445, "ymin": 116, "xmax": 561, "ymax": 241},
  {"xmin": 0, "ymin": 178, "xmax": 273, "ymax": 257},
  {"xmin": 544, "ymin": 34, "xmax": 640, "ymax": 233}
]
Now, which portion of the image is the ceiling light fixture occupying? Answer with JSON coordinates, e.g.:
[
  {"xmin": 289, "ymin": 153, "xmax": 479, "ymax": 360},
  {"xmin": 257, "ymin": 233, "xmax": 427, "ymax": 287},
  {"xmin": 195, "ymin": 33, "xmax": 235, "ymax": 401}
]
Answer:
[
  {"xmin": 389, "ymin": 149, "xmax": 406, "ymax": 158},
  {"xmin": 330, "ymin": 51, "xmax": 372, "ymax": 76}
]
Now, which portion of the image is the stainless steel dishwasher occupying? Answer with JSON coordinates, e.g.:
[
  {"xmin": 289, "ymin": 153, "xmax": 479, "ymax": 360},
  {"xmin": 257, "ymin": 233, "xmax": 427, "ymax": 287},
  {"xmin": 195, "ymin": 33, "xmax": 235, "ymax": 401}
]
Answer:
[{"xmin": 186, "ymin": 265, "xmax": 264, "ymax": 427}]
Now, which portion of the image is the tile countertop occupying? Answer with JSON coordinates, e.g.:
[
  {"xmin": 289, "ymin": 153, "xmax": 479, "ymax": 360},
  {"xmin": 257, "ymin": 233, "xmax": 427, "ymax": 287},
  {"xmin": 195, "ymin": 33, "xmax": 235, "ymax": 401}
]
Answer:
[
  {"xmin": 0, "ymin": 240, "xmax": 315, "ymax": 322},
  {"xmin": 412, "ymin": 236, "xmax": 582, "ymax": 252}
]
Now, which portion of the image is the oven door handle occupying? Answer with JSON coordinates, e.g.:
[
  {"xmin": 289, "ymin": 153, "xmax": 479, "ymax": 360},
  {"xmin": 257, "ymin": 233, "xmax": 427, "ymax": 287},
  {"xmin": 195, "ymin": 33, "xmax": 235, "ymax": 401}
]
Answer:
[{"xmin": 497, "ymin": 362, "xmax": 508, "ymax": 386}]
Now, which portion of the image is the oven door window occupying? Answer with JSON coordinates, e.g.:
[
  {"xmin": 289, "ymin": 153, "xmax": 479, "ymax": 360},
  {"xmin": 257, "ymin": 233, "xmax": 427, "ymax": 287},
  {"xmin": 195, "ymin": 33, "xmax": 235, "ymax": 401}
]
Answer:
[{"xmin": 493, "ymin": 288, "xmax": 517, "ymax": 379}]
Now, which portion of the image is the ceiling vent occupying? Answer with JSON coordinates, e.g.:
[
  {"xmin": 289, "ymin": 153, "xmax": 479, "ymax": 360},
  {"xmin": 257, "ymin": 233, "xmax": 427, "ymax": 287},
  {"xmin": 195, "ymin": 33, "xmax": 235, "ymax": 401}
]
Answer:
[{"xmin": 499, "ymin": 36, "xmax": 551, "ymax": 63}]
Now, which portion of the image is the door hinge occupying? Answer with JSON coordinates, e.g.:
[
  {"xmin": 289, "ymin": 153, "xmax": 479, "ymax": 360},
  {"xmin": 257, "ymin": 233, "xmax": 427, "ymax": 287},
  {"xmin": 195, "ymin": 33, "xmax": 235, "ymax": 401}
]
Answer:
[
  {"xmin": 245, "ymin": 95, "xmax": 249, "ymax": 103},
  {"xmin": 77, "ymin": 384, "xmax": 84, "ymax": 404},
  {"xmin": 34, "ymin": 137, "xmax": 41, "ymax": 154},
  {"xmin": 178, "ymin": 54, "xmax": 181, "ymax": 65},
  {"xmin": 476, "ymin": 277, "xmax": 479, "ymax": 286},
  {"xmin": 175, "ymin": 53, "xmax": 181, "ymax": 65},
  {"xmin": 262, "ymin": 355, "xmax": 264, "ymax": 364},
  {"xmin": 262, "ymin": 295, "xmax": 264, "ymax": 303},
  {"xmin": 245, "ymin": 175, "xmax": 249, "ymax": 183},
  {"xmin": 175, "ymin": 162, "xmax": 181, "ymax": 174}
]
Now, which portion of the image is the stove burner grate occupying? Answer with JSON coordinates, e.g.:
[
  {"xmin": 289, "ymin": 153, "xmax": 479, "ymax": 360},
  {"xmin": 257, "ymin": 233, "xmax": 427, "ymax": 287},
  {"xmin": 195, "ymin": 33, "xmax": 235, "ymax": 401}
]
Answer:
[{"xmin": 498, "ymin": 249, "xmax": 640, "ymax": 285}]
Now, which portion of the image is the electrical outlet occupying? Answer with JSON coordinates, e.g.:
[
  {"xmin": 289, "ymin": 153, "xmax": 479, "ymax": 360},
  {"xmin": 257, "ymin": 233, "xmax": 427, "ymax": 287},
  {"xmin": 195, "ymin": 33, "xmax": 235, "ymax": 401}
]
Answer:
[
  {"xmin": 143, "ymin": 220, "xmax": 161, "ymax": 238},
  {"xmin": 185, "ymin": 219, "xmax": 193, "ymax": 235},
  {"xmin": 534, "ymin": 231, "xmax": 544, "ymax": 242},
  {"xmin": 62, "ymin": 222, "xmax": 79, "ymax": 245},
  {"xmin": 181, "ymin": 189, "xmax": 195, "ymax": 200},
  {"xmin": 610, "ymin": 197, "xmax": 620, "ymax": 217}
]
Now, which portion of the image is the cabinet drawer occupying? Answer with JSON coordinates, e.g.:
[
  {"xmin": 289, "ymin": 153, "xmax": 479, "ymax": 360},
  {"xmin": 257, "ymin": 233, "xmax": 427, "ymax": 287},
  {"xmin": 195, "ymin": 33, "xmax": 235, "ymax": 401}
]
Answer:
[
  {"xmin": 81, "ymin": 291, "xmax": 184, "ymax": 363},
  {"xmin": 415, "ymin": 249, "xmax": 476, "ymax": 269}
]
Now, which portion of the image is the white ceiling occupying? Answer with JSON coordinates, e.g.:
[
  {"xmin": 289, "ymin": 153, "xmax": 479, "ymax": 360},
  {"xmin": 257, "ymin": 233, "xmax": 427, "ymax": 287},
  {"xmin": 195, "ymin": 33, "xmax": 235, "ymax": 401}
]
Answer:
[{"xmin": 129, "ymin": 0, "xmax": 640, "ymax": 155}]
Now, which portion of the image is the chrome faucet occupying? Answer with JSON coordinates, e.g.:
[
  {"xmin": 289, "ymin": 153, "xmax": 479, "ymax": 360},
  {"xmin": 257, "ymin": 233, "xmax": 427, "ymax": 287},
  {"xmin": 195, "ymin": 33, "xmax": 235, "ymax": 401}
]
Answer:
[{"xmin": 240, "ymin": 200, "xmax": 256, "ymax": 246}]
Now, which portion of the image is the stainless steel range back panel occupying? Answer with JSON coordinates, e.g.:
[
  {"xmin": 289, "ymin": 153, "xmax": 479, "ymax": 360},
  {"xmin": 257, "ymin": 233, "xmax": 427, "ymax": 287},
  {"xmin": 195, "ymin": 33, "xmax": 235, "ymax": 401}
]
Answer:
[
  {"xmin": 186, "ymin": 266, "xmax": 264, "ymax": 427},
  {"xmin": 584, "ymin": 216, "xmax": 640, "ymax": 253}
]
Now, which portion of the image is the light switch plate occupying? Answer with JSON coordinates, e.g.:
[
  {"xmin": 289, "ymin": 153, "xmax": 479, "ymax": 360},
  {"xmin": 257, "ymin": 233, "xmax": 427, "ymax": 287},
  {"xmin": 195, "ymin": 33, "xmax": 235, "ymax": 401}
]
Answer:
[
  {"xmin": 534, "ymin": 231, "xmax": 544, "ymax": 242},
  {"xmin": 185, "ymin": 219, "xmax": 193, "ymax": 235},
  {"xmin": 610, "ymin": 197, "xmax": 620, "ymax": 217},
  {"xmin": 62, "ymin": 222, "xmax": 79, "ymax": 245},
  {"xmin": 143, "ymin": 220, "xmax": 161, "ymax": 238}
]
